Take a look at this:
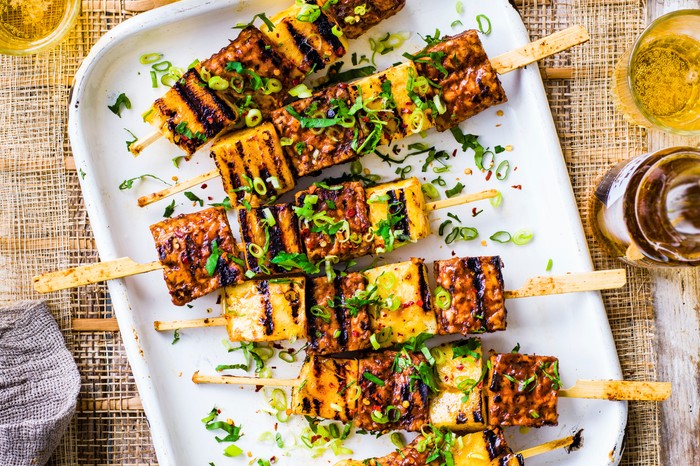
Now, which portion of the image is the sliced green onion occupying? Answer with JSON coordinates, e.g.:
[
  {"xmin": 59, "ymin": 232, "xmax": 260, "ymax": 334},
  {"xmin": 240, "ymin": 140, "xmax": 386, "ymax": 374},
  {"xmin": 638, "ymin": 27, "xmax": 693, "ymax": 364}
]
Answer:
[
  {"xmin": 276, "ymin": 410, "xmax": 290, "ymax": 422},
  {"xmin": 150, "ymin": 71, "xmax": 158, "ymax": 88},
  {"xmin": 246, "ymin": 109, "xmax": 263, "ymax": 127},
  {"xmin": 482, "ymin": 150, "xmax": 495, "ymax": 170},
  {"xmin": 310, "ymin": 304, "xmax": 331, "ymax": 323},
  {"xmin": 199, "ymin": 67, "xmax": 212, "ymax": 82},
  {"xmin": 546, "ymin": 258, "xmax": 553, "ymax": 271},
  {"xmin": 265, "ymin": 78, "xmax": 282, "ymax": 94},
  {"xmin": 459, "ymin": 227, "xmax": 479, "ymax": 241},
  {"xmin": 208, "ymin": 76, "xmax": 229, "ymax": 91},
  {"xmin": 230, "ymin": 76, "xmax": 245, "ymax": 93},
  {"xmin": 434, "ymin": 286, "xmax": 452, "ymax": 310},
  {"xmin": 255, "ymin": 346, "xmax": 275, "ymax": 360},
  {"xmin": 369, "ymin": 333, "xmax": 380, "ymax": 350},
  {"xmin": 384, "ymin": 295, "xmax": 401, "ymax": 311},
  {"xmin": 223, "ymin": 444, "xmax": 243, "ymax": 457},
  {"xmin": 476, "ymin": 14, "xmax": 492, "ymax": 35},
  {"xmin": 160, "ymin": 74, "xmax": 178, "ymax": 87},
  {"xmin": 139, "ymin": 52, "xmax": 163, "ymax": 65},
  {"xmin": 409, "ymin": 108, "xmax": 425, "ymax": 134},
  {"xmin": 391, "ymin": 432, "xmax": 405, "ymax": 449},
  {"xmin": 350, "ymin": 160, "xmax": 363, "ymax": 175},
  {"xmin": 263, "ymin": 208, "xmax": 276, "ymax": 226},
  {"xmin": 253, "ymin": 176, "xmax": 267, "ymax": 195},
  {"xmin": 490, "ymin": 231, "xmax": 512, "ymax": 243},
  {"xmin": 152, "ymin": 60, "xmax": 172, "ymax": 72},
  {"xmin": 280, "ymin": 137, "xmax": 294, "ymax": 146},
  {"xmin": 512, "ymin": 229, "xmax": 534, "ymax": 245},
  {"xmin": 490, "ymin": 190, "xmax": 503, "ymax": 207},
  {"xmin": 456, "ymin": 1, "xmax": 464, "ymax": 14},
  {"xmin": 433, "ymin": 95, "xmax": 447, "ymax": 114},
  {"xmin": 267, "ymin": 176, "xmax": 281, "ymax": 190},
  {"xmin": 289, "ymin": 83, "xmax": 312, "ymax": 98},
  {"xmin": 421, "ymin": 183, "xmax": 439, "ymax": 200},
  {"xmin": 297, "ymin": 3, "xmax": 321, "ymax": 22},
  {"xmin": 376, "ymin": 272, "xmax": 397, "ymax": 290},
  {"xmin": 354, "ymin": 4, "xmax": 367, "ymax": 15},
  {"xmin": 245, "ymin": 269, "xmax": 256, "ymax": 278},
  {"xmin": 269, "ymin": 388, "xmax": 287, "ymax": 411},
  {"xmin": 248, "ymin": 243, "xmax": 265, "ymax": 259},
  {"xmin": 332, "ymin": 24, "xmax": 343, "ymax": 37},
  {"xmin": 496, "ymin": 160, "xmax": 510, "ymax": 180},
  {"xmin": 279, "ymin": 351, "xmax": 296, "ymax": 363},
  {"xmin": 363, "ymin": 371, "xmax": 385, "ymax": 386}
]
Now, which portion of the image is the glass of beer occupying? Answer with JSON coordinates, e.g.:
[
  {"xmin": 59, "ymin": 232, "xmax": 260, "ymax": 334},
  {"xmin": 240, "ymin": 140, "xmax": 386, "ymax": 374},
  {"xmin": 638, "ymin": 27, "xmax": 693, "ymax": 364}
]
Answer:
[
  {"xmin": 0, "ymin": 0, "xmax": 81, "ymax": 55},
  {"xmin": 612, "ymin": 9, "xmax": 700, "ymax": 135}
]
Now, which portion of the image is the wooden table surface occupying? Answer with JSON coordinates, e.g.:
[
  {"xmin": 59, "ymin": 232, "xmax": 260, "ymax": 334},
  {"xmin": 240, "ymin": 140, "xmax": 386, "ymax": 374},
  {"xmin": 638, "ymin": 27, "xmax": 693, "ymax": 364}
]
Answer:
[{"xmin": 647, "ymin": 1, "xmax": 700, "ymax": 464}]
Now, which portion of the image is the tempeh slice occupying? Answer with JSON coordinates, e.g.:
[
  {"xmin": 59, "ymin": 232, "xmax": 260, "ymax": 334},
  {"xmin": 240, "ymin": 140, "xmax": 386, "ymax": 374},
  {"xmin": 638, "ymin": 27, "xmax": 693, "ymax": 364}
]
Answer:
[
  {"xmin": 149, "ymin": 207, "xmax": 244, "ymax": 306},
  {"xmin": 325, "ymin": 0, "xmax": 407, "ymax": 40}
]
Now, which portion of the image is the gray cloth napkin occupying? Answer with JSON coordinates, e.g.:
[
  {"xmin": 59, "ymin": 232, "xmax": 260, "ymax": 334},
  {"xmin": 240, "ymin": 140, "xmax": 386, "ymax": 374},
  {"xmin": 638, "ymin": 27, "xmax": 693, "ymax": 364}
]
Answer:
[{"xmin": 0, "ymin": 300, "xmax": 80, "ymax": 466}]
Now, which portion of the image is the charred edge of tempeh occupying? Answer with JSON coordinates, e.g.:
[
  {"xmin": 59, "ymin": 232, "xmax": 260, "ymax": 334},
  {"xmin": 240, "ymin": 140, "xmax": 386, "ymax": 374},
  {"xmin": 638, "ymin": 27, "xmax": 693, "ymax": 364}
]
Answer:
[
  {"xmin": 223, "ymin": 276, "xmax": 307, "ymax": 342},
  {"xmin": 306, "ymin": 273, "xmax": 372, "ymax": 355},
  {"xmin": 485, "ymin": 352, "xmax": 559, "ymax": 428},
  {"xmin": 415, "ymin": 29, "xmax": 508, "ymax": 132},
  {"xmin": 325, "ymin": 0, "xmax": 407, "ymax": 40},
  {"xmin": 149, "ymin": 207, "xmax": 244, "ymax": 306},
  {"xmin": 433, "ymin": 256, "xmax": 507, "ymax": 335},
  {"xmin": 238, "ymin": 203, "xmax": 304, "ymax": 275},
  {"xmin": 211, "ymin": 123, "xmax": 295, "ymax": 207}
]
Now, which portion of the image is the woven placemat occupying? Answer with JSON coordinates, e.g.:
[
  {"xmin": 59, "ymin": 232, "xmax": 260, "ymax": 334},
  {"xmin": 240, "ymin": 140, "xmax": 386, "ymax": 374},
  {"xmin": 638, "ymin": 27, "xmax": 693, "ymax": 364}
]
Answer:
[{"xmin": 0, "ymin": 0, "xmax": 658, "ymax": 464}]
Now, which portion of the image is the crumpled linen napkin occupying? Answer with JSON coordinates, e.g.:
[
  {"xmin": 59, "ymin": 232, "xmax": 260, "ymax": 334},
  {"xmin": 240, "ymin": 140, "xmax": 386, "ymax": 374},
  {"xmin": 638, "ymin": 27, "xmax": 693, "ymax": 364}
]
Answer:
[{"xmin": 0, "ymin": 300, "xmax": 80, "ymax": 466}]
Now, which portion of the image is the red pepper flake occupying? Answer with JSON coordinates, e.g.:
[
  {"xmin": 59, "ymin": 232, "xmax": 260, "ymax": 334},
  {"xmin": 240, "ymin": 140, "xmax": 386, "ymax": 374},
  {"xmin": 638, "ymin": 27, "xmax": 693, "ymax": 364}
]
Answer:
[
  {"xmin": 216, "ymin": 295, "xmax": 222, "ymax": 305},
  {"xmin": 402, "ymin": 301, "xmax": 415, "ymax": 308},
  {"xmin": 514, "ymin": 166, "xmax": 518, "ymax": 172},
  {"xmin": 416, "ymin": 299, "xmax": 424, "ymax": 307},
  {"xmin": 207, "ymin": 196, "xmax": 213, "ymax": 201},
  {"xmin": 272, "ymin": 342, "xmax": 284, "ymax": 349},
  {"xmin": 485, "ymin": 170, "xmax": 493, "ymax": 181},
  {"xmin": 511, "ymin": 185, "xmax": 522, "ymax": 190},
  {"xmin": 472, "ymin": 208, "xmax": 483, "ymax": 217},
  {"xmin": 452, "ymin": 149, "xmax": 457, "ymax": 158},
  {"xmin": 201, "ymin": 183, "xmax": 208, "ymax": 189},
  {"xmin": 311, "ymin": 435, "xmax": 322, "ymax": 443},
  {"xmin": 347, "ymin": 208, "xmax": 356, "ymax": 217}
]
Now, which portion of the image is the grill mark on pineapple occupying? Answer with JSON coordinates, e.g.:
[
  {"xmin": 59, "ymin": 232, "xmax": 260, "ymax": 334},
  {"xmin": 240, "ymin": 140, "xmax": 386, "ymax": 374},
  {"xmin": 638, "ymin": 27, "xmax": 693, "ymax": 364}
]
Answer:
[
  {"xmin": 266, "ymin": 208, "xmax": 285, "ymax": 272},
  {"xmin": 258, "ymin": 280, "xmax": 274, "ymax": 335},
  {"xmin": 261, "ymin": 129, "xmax": 287, "ymax": 192},
  {"xmin": 174, "ymin": 74, "xmax": 234, "ymax": 138},
  {"xmin": 306, "ymin": 278, "xmax": 323, "ymax": 352},
  {"xmin": 238, "ymin": 210, "xmax": 259, "ymax": 273},
  {"xmin": 288, "ymin": 281, "xmax": 301, "ymax": 321},
  {"xmin": 284, "ymin": 22, "xmax": 325, "ymax": 72},
  {"xmin": 333, "ymin": 274, "xmax": 349, "ymax": 350},
  {"xmin": 468, "ymin": 257, "xmax": 487, "ymax": 329},
  {"xmin": 473, "ymin": 406, "xmax": 484, "ymax": 424},
  {"xmin": 387, "ymin": 190, "xmax": 409, "ymax": 244},
  {"xmin": 314, "ymin": 11, "xmax": 346, "ymax": 56},
  {"xmin": 415, "ymin": 259, "xmax": 432, "ymax": 314}
]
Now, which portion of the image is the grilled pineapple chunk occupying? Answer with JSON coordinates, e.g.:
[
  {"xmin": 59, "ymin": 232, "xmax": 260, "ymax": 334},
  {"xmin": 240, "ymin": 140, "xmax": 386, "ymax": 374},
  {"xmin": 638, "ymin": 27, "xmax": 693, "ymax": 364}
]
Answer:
[
  {"xmin": 354, "ymin": 62, "xmax": 430, "ymax": 142},
  {"xmin": 223, "ymin": 277, "xmax": 306, "ymax": 342},
  {"xmin": 452, "ymin": 428, "xmax": 523, "ymax": 466},
  {"xmin": 362, "ymin": 258, "xmax": 436, "ymax": 345},
  {"xmin": 366, "ymin": 177, "xmax": 430, "ymax": 252},
  {"xmin": 211, "ymin": 123, "xmax": 295, "ymax": 207},
  {"xmin": 261, "ymin": 1, "xmax": 349, "ymax": 73},
  {"xmin": 429, "ymin": 339, "xmax": 486, "ymax": 432},
  {"xmin": 291, "ymin": 356, "xmax": 359, "ymax": 422}
]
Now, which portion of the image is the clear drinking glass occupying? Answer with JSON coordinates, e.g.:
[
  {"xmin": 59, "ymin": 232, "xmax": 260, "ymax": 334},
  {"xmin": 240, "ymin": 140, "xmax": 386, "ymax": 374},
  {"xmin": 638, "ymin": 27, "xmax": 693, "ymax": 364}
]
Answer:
[
  {"xmin": 592, "ymin": 146, "xmax": 700, "ymax": 267},
  {"xmin": 612, "ymin": 9, "xmax": 700, "ymax": 136},
  {"xmin": 0, "ymin": 0, "xmax": 81, "ymax": 55}
]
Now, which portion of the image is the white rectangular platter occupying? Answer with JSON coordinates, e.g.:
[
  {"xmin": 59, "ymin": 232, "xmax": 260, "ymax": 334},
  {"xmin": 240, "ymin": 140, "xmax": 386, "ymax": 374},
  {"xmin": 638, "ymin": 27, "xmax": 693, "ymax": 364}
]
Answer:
[{"xmin": 68, "ymin": 1, "xmax": 626, "ymax": 465}]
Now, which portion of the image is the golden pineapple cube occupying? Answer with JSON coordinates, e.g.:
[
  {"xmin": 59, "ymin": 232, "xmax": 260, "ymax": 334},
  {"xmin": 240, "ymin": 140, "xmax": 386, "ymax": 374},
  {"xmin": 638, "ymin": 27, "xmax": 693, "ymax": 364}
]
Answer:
[
  {"xmin": 366, "ymin": 177, "xmax": 430, "ymax": 252},
  {"xmin": 223, "ymin": 277, "xmax": 306, "ymax": 342},
  {"xmin": 429, "ymin": 339, "xmax": 486, "ymax": 431},
  {"xmin": 210, "ymin": 123, "xmax": 295, "ymax": 207},
  {"xmin": 261, "ymin": 2, "xmax": 349, "ymax": 73},
  {"xmin": 362, "ymin": 258, "xmax": 436, "ymax": 345},
  {"xmin": 291, "ymin": 356, "xmax": 359, "ymax": 422},
  {"xmin": 452, "ymin": 428, "xmax": 519, "ymax": 466},
  {"xmin": 354, "ymin": 62, "xmax": 433, "ymax": 142}
]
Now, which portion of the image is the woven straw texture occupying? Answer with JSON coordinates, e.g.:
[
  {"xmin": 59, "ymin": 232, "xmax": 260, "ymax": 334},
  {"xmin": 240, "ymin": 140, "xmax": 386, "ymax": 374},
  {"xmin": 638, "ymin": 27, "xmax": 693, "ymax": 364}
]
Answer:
[{"xmin": 0, "ymin": 0, "xmax": 658, "ymax": 464}]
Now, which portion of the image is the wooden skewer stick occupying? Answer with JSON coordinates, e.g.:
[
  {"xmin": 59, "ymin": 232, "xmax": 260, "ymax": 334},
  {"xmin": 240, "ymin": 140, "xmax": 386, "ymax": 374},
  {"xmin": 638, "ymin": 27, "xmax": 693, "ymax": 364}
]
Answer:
[
  {"xmin": 153, "ymin": 269, "xmax": 627, "ymax": 333},
  {"xmin": 154, "ymin": 316, "xmax": 226, "ymax": 331},
  {"xmin": 193, "ymin": 372, "xmax": 670, "ymax": 402},
  {"xmin": 192, "ymin": 371, "xmax": 301, "ymax": 387},
  {"xmin": 517, "ymin": 435, "xmax": 575, "ymax": 459},
  {"xmin": 138, "ymin": 169, "xmax": 219, "ymax": 207},
  {"xmin": 504, "ymin": 269, "xmax": 627, "ymax": 299},
  {"xmin": 558, "ymin": 380, "xmax": 672, "ymax": 401},
  {"xmin": 128, "ymin": 26, "xmax": 589, "ymax": 156},
  {"xmin": 32, "ymin": 258, "xmax": 162, "ymax": 293},
  {"xmin": 129, "ymin": 130, "xmax": 162, "ymax": 156},
  {"xmin": 32, "ymin": 188, "xmax": 490, "ymax": 293},
  {"xmin": 490, "ymin": 25, "xmax": 590, "ymax": 74}
]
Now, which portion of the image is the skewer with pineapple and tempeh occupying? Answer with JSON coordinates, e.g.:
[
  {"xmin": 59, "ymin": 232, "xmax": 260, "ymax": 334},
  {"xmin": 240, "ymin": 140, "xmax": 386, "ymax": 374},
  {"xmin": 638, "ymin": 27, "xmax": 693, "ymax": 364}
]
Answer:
[
  {"xmin": 136, "ymin": 25, "xmax": 590, "ymax": 208},
  {"xmin": 335, "ymin": 427, "xmax": 580, "ymax": 466},
  {"xmin": 129, "ymin": 0, "xmax": 407, "ymax": 157},
  {"xmin": 191, "ymin": 339, "xmax": 671, "ymax": 433},
  {"xmin": 153, "ymin": 255, "xmax": 626, "ymax": 353},
  {"xmin": 31, "ymin": 179, "xmax": 497, "ymax": 304}
]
